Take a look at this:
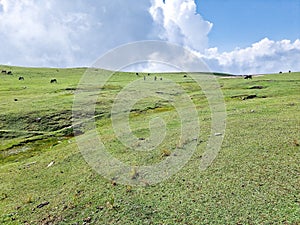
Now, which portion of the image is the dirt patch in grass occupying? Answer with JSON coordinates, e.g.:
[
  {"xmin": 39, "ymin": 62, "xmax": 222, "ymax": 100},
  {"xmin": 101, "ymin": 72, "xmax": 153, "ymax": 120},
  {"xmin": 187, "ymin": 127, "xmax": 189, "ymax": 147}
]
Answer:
[
  {"xmin": 0, "ymin": 110, "xmax": 72, "ymax": 133},
  {"xmin": 0, "ymin": 110, "xmax": 76, "ymax": 155},
  {"xmin": 249, "ymin": 85, "xmax": 266, "ymax": 89},
  {"xmin": 27, "ymin": 110, "xmax": 72, "ymax": 132},
  {"xmin": 230, "ymin": 94, "xmax": 267, "ymax": 100}
]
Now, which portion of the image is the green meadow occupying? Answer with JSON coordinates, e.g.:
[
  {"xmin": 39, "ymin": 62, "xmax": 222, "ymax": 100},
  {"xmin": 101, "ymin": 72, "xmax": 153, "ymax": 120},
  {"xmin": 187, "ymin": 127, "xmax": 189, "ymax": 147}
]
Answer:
[{"xmin": 0, "ymin": 66, "xmax": 299, "ymax": 224}]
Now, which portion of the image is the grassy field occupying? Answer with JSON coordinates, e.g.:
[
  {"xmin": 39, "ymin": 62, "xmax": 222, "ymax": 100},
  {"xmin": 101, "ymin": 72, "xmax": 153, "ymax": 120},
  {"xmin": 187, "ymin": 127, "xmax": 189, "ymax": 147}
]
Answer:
[{"xmin": 0, "ymin": 65, "xmax": 299, "ymax": 224}]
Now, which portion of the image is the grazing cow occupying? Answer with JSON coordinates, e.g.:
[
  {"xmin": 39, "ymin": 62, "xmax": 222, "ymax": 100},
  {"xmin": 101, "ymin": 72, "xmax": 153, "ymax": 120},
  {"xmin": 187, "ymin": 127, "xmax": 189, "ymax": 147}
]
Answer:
[
  {"xmin": 1, "ymin": 70, "xmax": 7, "ymax": 74},
  {"xmin": 7, "ymin": 71, "xmax": 12, "ymax": 75},
  {"xmin": 279, "ymin": 71, "xmax": 282, "ymax": 74},
  {"xmin": 19, "ymin": 76, "xmax": 24, "ymax": 80},
  {"xmin": 50, "ymin": 79, "xmax": 57, "ymax": 83},
  {"xmin": 148, "ymin": 73, "xmax": 150, "ymax": 76},
  {"xmin": 244, "ymin": 75, "xmax": 252, "ymax": 79},
  {"xmin": 289, "ymin": 70, "xmax": 291, "ymax": 73},
  {"xmin": 136, "ymin": 72, "xmax": 139, "ymax": 76},
  {"xmin": 183, "ymin": 74, "xmax": 187, "ymax": 78}
]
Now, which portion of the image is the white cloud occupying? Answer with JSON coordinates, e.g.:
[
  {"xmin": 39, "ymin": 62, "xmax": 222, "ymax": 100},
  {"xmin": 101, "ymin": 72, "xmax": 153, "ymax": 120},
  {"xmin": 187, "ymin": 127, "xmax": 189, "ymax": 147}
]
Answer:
[
  {"xmin": 0, "ymin": 0, "xmax": 92, "ymax": 66},
  {"xmin": 0, "ymin": 0, "xmax": 154, "ymax": 67},
  {"xmin": 149, "ymin": 0, "xmax": 213, "ymax": 53},
  {"xmin": 0, "ymin": 0, "xmax": 213, "ymax": 70},
  {"xmin": 202, "ymin": 38, "xmax": 300, "ymax": 74}
]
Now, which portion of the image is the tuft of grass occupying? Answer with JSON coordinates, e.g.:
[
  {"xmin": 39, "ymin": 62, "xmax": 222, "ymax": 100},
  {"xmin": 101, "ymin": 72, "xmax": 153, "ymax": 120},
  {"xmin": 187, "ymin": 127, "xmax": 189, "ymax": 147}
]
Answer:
[
  {"xmin": 161, "ymin": 148, "xmax": 171, "ymax": 157},
  {"xmin": 130, "ymin": 166, "xmax": 139, "ymax": 180},
  {"xmin": 24, "ymin": 195, "xmax": 33, "ymax": 204},
  {"xmin": 106, "ymin": 195, "xmax": 115, "ymax": 209}
]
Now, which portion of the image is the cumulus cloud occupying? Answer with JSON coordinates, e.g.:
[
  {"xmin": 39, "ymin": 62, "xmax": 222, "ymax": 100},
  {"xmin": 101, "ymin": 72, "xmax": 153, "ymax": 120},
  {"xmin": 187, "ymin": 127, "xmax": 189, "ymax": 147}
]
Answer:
[
  {"xmin": 202, "ymin": 38, "xmax": 300, "ymax": 74},
  {"xmin": 149, "ymin": 0, "xmax": 213, "ymax": 52},
  {"xmin": 122, "ymin": 0, "xmax": 214, "ymax": 72},
  {"xmin": 0, "ymin": 0, "xmax": 154, "ymax": 67},
  {"xmin": 0, "ymin": 0, "xmax": 212, "ymax": 70},
  {"xmin": 0, "ymin": 0, "xmax": 90, "ymax": 66}
]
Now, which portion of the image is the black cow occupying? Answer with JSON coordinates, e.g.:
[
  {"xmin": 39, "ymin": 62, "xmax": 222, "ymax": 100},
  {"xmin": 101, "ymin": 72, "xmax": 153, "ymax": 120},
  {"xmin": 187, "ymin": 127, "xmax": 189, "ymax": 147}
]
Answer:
[
  {"xmin": 136, "ymin": 72, "xmax": 139, "ymax": 76},
  {"xmin": 244, "ymin": 75, "xmax": 252, "ymax": 79},
  {"xmin": 7, "ymin": 71, "xmax": 12, "ymax": 75},
  {"xmin": 1, "ymin": 70, "xmax": 7, "ymax": 74},
  {"xmin": 19, "ymin": 76, "xmax": 24, "ymax": 80},
  {"xmin": 279, "ymin": 71, "xmax": 282, "ymax": 74},
  {"xmin": 50, "ymin": 79, "xmax": 57, "ymax": 83}
]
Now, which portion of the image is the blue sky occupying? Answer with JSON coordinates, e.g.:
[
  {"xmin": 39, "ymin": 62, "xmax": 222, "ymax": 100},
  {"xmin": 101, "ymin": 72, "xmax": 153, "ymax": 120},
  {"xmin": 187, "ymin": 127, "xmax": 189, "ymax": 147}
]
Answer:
[
  {"xmin": 196, "ymin": 0, "xmax": 300, "ymax": 51},
  {"xmin": 0, "ymin": 0, "xmax": 299, "ymax": 74}
]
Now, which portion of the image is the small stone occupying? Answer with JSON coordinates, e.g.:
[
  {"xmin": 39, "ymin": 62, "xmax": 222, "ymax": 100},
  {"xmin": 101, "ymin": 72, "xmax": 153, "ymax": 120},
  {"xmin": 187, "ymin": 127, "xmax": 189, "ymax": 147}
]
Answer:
[
  {"xmin": 83, "ymin": 217, "xmax": 92, "ymax": 223},
  {"xmin": 47, "ymin": 161, "xmax": 55, "ymax": 168}
]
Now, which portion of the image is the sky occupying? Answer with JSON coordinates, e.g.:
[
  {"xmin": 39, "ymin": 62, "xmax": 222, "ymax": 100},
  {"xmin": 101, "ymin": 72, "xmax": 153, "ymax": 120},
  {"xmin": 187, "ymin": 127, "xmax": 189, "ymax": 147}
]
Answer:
[{"xmin": 0, "ymin": 0, "xmax": 299, "ymax": 74}]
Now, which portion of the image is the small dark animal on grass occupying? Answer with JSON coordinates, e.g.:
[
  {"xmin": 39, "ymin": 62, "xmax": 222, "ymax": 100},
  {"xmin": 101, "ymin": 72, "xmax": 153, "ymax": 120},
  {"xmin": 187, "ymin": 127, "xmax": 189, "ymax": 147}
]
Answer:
[
  {"xmin": 50, "ymin": 79, "xmax": 57, "ymax": 83},
  {"xmin": 154, "ymin": 76, "xmax": 157, "ymax": 81},
  {"xmin": 136, "ymin": 72, "xmax": 139, "ymax": 76},
  {"xmin": 244, "ymin": 75, "xmax": 252, "ymax": 79},
  {"xmin": 289, "ymin": 70, "xmax": 291, "ymax": 73},
  {"xmin": 148, "ymin": 73, "xmax": 150, "ymax": 76},
  {"xmin": 279, "ymin": 71, "xmax": 282, "ymax": 74},
  {"xmin": 1, "ymin": 70, "xmax": 7, "ymax": 74},
  {"xmin": 19, "ymin": 76, "xmax": 24, "ymax": 80},
  {"xmin": 7, "ymin": 71, "xmax": 12, "ymax": 75}
]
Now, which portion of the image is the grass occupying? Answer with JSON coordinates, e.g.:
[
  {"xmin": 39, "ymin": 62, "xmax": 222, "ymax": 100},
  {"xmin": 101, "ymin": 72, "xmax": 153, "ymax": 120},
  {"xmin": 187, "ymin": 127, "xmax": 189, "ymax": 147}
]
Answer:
[{"xmin": 0, "ymin": 66, "xmax": 299, "ymax": 224}]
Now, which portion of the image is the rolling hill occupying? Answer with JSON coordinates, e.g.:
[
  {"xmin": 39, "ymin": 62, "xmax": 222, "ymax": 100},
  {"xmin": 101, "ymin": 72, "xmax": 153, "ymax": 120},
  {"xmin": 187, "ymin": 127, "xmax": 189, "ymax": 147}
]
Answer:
[{"xmin": 0, "ymin": 66, "xmax": 299, "ymax": 224}]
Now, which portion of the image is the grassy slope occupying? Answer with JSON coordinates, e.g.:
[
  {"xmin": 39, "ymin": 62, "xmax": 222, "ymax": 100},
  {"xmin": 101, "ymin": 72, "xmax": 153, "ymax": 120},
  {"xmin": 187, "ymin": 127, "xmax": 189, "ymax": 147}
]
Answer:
[{"xmin": 0, "ymin": 66, "xmax": 299, "ymax": 224}]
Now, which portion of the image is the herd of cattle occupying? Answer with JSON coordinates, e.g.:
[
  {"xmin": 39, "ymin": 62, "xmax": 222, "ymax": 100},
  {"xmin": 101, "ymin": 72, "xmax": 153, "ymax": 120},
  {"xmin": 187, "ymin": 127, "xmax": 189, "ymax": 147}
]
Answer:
[
  {"xmin": 1, "ymin": 69, "xmax": 58, "ymax": 83},
  {"xmin": 1, "ymin": 69, "xmax": 293, "ymax": 83},
  {"xmin": 1, "ymin": 70, "xmax": 12, "ymax": 75}
]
